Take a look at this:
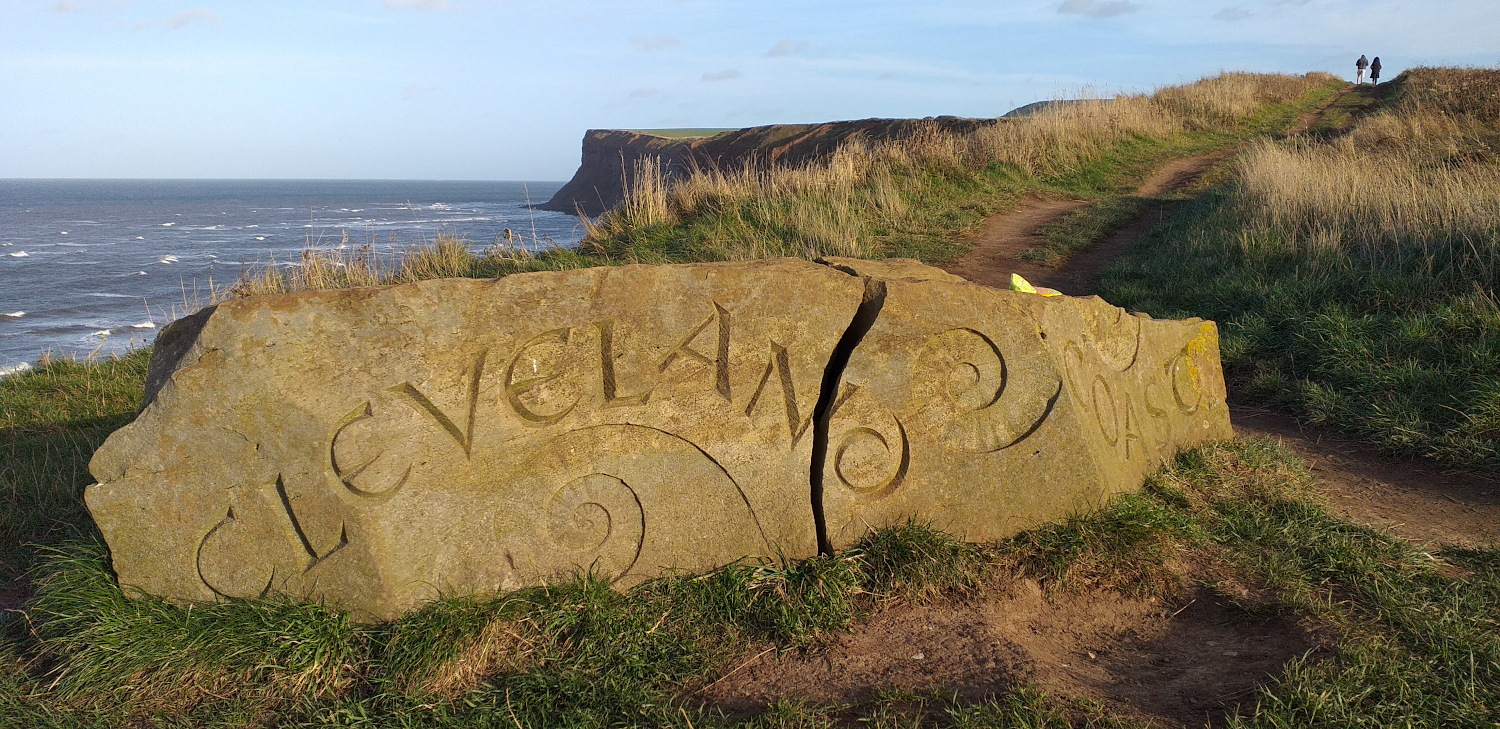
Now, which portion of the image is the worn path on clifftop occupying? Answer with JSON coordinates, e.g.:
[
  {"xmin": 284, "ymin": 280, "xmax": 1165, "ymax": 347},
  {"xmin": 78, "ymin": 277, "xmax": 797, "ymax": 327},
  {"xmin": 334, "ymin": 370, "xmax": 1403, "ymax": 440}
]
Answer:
[{"xmin": 942, "ymin": 87, "xmax": 1500, "ymax": 549}]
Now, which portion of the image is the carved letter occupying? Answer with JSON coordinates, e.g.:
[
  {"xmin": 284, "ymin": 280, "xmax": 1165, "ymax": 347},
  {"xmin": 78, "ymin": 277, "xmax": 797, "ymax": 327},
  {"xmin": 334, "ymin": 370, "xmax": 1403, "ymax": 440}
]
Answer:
[
  {"xmin": 196, "ymin": 508, "xmax": 274, "ymax": 600},
  {"xmin": 274, "ymin": 475, "xmax": 349, "ymax": 573},
  {"xmin": 329, "ymin": 401, "xmax": 411, "ymax": 497},
  {"xmin": 595, "ymin": 320, "xmax": 653, "ymax": 408},
  {"xmin": 390, "ymin": 349, "xmax": 487, "ymax": 457},
  {"xmin": 656, "ymin": 302, "xmax": 732, "ymax": 403},
  {"xmin": 745, "ymin": 340, "xmax": 813, "ymax": 445},
  {"xmin": 505, "ymin": 328, "xmax": 580, "ymax": 425}
]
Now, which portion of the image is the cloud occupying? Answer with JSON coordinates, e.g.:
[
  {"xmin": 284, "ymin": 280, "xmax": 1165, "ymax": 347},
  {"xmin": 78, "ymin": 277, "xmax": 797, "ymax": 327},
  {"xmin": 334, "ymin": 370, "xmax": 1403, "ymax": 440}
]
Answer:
[
  {"xmin": 702, "ymin": 69, "xmax": 742, "ymax": 82},
  {"xmin": 765, "ymin": 39, "xmax": 810, "ymax": 57},
  {"xmin": 383, "ymin": 0, "xmax": 450, "ymax": 10},
  {"xmin": 630, "ymin": 34, "xmax": 682, "ymax": 51},
  {"xmin": 133, "ymin": 9, "xmax": 221, "ymax": 30},
  {"xmin": 1213, "ymin": 5, "xmax": 1252, "ymax": 21},
  {"xmin": 1057, "ymin": 0, "xmax": 1140, "ymax": 18}
]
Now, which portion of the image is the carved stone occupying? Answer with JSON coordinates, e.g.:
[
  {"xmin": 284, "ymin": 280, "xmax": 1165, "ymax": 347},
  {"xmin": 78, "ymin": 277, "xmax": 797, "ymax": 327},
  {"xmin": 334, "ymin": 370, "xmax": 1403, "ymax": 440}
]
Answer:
[
  {"xmin": 86, "ymin": 257, "xmax": 1230, "ymax": 621},
  {"xmin": 87, "ymin": 259, "xmax": 866, "ymax": 620},
  {"xmin": 817, "ymin": 260, "xmax": 1230, "ymax": 550}
]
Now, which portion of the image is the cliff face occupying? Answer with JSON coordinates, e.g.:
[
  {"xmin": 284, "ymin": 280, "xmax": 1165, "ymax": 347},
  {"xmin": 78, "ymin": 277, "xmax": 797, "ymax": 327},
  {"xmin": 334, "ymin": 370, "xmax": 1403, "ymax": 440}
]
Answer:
[{"xmin": 539, "ymin": 117, "xmax": 996, "ymax": 216}]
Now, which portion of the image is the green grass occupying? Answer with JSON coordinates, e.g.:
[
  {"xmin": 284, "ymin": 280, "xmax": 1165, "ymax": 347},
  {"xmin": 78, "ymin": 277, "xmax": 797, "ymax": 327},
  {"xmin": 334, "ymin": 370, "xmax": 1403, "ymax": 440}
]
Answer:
[
  {"xmin": 1021, "ymin": 197, "xmax": 1155, "ymax": 266},
  {"xmin": 3, "ymin": 345, "xmax": 1496, "ymax": 726},
  {"xmin": 0, "ymin": 351, "xmax": 150, "ymax": 583},
  {"xmin": 1098, "ymin": 68, "xmax": 1500, "ymax": 470},
  {"xmin": 1101, "ymin": 185, "xmax": 1500, "ymax": 469}
]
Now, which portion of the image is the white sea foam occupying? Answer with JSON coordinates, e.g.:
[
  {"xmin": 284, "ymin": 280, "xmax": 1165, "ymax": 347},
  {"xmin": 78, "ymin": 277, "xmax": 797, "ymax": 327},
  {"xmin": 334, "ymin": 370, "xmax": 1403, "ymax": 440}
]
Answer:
[
  {"xmin": 247, "ymin": 225, "xmax": 258, "ymax": 228},
  {"xmin": 135, "ymin": 236, "xmax": 144, "ymax": 240},
  {"xmin": 130, "ymin": 321, "xmax": 156, "ymax": 329},
  {"xmin": 255, "ymin": 236, "xmax": 266, "ymax": 240},
  {"xmin": 134, "ymin": 271, "xmax": 147, "ymax": 275},
  {"xmin": 57, "ymin": 242, "xmax": 87, "ymax": 247},
  {"xmin": 2, "ymin": 312, "xmax": 23, "ymax": 318},
  {"xmin": 59, "ymin": 231, "xmax": 68, "ymax": 235},
  {"xmin": 88, "ymin": 293, "xmax": 131, "ymax": 298},
  {"xmin": 1, "ymin": 243, "xmax": 11, "ymax": 246},
  {"xmin": 158, "ymin": 255, "xmax": 179, "ymax": 264},
  {"xmin": 89, "ymin": 329, "xmax": 111, "ymax": 338},
  {"xmin": 8, "ymin": 252, "xmax": 28, "ymax": 258},
  {"xmin": 0, "ymin": 362, "xmax": 32, "ymax": 378}
]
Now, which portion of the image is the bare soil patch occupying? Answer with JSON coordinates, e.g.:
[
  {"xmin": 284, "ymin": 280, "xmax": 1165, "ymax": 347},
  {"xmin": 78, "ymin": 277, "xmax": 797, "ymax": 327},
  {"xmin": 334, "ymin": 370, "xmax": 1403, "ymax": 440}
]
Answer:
[
  {"xmin": 1233, "ymin": 407, "xmax": 1500, "ymax": 547},
  {"xmin": 703, "ymin": 579, "xmax": 1316, "ymax": 727},
  {"xmin": 940, "ymin": 195, "xmax": 1091, "ymax": 290},
  {"xmin": 942, "ymin": 151, "xmax": 1234, "ymax": 296}
]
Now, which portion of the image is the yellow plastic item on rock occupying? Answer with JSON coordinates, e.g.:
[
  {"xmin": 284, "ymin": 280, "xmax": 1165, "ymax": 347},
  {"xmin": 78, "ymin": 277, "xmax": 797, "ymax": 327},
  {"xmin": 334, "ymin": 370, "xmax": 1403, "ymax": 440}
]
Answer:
[{"xmin": 1010, "ymin": 273, "xmax": 1062, "ymax": 297}]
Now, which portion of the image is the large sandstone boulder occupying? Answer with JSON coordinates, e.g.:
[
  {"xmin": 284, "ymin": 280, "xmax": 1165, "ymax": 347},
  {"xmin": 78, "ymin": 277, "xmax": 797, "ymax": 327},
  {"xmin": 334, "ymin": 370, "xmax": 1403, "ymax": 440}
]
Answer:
[{"xmin": 86, "ymin": 257, "xmax": 1229, "ymax": 620}]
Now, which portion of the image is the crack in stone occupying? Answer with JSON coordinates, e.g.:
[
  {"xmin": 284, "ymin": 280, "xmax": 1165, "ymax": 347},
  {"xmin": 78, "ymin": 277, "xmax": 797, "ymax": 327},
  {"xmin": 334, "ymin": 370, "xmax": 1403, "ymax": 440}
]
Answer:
[{"xmin": 808, "ymin": 271, "xmax": 887, "ymax": 556}]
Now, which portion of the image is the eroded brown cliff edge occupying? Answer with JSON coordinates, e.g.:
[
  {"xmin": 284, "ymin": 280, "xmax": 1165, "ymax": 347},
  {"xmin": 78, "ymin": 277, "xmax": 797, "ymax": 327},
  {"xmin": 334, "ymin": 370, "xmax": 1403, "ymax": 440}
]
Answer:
[{"xmin": 539, "ymin": 117, "xmax": 996, "ymax": 216}]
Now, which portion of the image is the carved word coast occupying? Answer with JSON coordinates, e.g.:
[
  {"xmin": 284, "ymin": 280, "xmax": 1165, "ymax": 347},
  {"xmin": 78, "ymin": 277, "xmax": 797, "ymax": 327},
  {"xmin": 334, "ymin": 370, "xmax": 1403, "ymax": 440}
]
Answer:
[{"xmin": 86, "ymin": 257, "xmax": 1230, "ymax": 620}]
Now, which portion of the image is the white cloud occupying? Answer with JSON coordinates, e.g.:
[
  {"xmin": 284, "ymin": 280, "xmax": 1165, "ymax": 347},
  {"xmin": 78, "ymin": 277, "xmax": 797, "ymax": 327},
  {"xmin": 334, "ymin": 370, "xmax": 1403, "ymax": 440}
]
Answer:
[
  {"xmin": 766, "ymin": 39, "xmax": 810, "ymax": 57},
  {"xmin": 701, "ymin": 69, "xmax": 742, "ymax": 82},
  {"xmin": 630, "ymin": 34, "xmax": 682, "ymax": 51},
  {"xmin": 383, "ymin": 0, "xmax": 450, "ymax": 10},
  {"xmin": 1058, "ymin": 0, "xmax": 1140, "ymax": 18},
  {"xmin": 1213, "ymin": 5, "xmax": 1252, "ymax": 21},
  {"xmin": 133, "ymin": 9, "xmax": 221, "ymax": 30}
]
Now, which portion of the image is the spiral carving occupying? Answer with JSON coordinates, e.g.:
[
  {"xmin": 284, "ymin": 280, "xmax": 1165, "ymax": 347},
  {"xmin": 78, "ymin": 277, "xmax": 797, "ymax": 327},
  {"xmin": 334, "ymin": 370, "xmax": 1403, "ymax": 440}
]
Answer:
[
  {"xmin": 544, "ymin": 473, "xmax": 644, "ymax": 578},
  {"xmin": 1083, "ymin": 305, "xmax": 1142, "ymax": 373},
  {"xmin": 912, "ymin": 328, "xmax": 1060, "ymax": 453}
]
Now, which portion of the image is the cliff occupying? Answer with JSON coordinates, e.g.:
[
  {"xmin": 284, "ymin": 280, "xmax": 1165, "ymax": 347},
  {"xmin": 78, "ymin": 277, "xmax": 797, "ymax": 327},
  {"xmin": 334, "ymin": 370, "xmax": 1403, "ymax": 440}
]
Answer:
[{"xmin": 539, "ymin": 117, "xmax": 997, "ymax": 216}]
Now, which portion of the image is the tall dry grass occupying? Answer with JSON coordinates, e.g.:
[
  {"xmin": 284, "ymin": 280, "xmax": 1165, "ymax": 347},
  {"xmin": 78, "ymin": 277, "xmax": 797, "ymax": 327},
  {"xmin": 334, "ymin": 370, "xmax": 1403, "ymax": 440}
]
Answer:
[
  {"xmin": 225, "ymin": 232, "xmax": 544, "ymax": 299},
  {"xmin": 1234, "ymin": 68, "xmax": 1500, "ymax": 283},
  {"xmin": 1236, "ymin": 139, "xmax": 1500, "ymax": 279},
  {"xmin": 582, "ymin": 72, "xmax": 1336, "ymax": 262}
]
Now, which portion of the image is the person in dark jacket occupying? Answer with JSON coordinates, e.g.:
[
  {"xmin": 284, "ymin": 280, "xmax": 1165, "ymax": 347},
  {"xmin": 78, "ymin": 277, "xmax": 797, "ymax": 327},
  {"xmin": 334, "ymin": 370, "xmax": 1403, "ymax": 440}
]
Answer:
[
  {"xmin": 1370, "ymin": 57, "xmax": 1383, "ymax": 85},
  {"xmin": 1356, "ymin": 55, "xmax": 1369, "ymax": 84}
]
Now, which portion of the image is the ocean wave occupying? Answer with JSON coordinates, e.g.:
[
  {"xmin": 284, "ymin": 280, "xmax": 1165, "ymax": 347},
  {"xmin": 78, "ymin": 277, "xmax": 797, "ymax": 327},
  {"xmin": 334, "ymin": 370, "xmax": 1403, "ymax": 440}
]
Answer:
[
  {"xmin": 255, "ymin": 236, "xmax": 266, "ymax": 240},
  {"xmin": 160, "ymin": 222, "xmax": 175, "ymax": 227},
  {"xmin": 8, "ymin": 252, "xmax": 28, "ymax": 258},
  {"xmin": 130, "ymin": 321, "xmax": 157, "ymax": 329},
  {"xmin": 158, "ymin": 255, "xmax": 179, "ymax": 264},
  {"xmin": 0, "ymin": 362, "xmax": 32, "ymax": 378},
  {"xmin": 2, "ymin": 312, "xmax": 23, "ymax": 318},
  {"xmin": 88, "ymin": 293, "xmax": 132, "ymax": 298},
  {"xmin": 59, "ymin": 231, "xmax": 69, "ymax": 235},
  {"xmin": 0, "ymin": 243, "xmax": 11, "ymax": 246},
  {"xmin": 56, "ymin": 242, "xmax": 88, "ymax": 247},
  {"xmin": 89, "ymin": 329, "xmax": 111, "ymax": 338}
]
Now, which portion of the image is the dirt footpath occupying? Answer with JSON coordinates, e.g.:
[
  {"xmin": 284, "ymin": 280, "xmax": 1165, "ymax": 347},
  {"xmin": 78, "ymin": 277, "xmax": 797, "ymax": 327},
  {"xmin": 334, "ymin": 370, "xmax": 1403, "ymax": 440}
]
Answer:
[{"xmin": 705, "ymin": 579, "xmax": 1316, "ymax": 728}]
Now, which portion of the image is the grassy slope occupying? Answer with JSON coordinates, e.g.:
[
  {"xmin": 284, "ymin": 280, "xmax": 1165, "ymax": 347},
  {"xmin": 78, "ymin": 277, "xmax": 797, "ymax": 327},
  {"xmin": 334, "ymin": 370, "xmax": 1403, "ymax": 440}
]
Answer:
[
  {"xmin": 3, "ymin": 362, "xmax": 1496, "ymax": 728},
  {"xmin": 1099, "ymin": 69, "xmax": 1500, "ymax": 470}
]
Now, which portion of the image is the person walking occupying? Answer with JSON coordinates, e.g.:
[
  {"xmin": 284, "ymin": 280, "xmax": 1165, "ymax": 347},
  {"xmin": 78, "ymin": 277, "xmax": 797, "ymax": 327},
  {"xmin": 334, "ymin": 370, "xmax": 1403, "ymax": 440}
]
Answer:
[
  {"xmin": 1370, "ymin": 57, "xmax": 1383, "ymax": 85},
  {"xmin": 1356, "ymin": 54, "xmax": 1369, "ymax": 84}
]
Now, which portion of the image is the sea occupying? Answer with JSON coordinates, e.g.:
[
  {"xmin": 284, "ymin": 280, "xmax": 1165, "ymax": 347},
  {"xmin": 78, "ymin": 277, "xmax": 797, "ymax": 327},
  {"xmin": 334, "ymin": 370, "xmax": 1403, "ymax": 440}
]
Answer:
[{"xmin": 0, "ymin": 179, "xmax": 580, "ymax": 374}]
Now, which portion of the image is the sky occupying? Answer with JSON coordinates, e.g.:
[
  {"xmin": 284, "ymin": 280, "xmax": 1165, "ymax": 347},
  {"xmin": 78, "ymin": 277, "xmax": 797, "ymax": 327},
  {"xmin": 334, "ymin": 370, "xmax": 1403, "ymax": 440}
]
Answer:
[{"xmin": 2, "ymin": 0, "xmax": 1497, "ymax": 181}]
